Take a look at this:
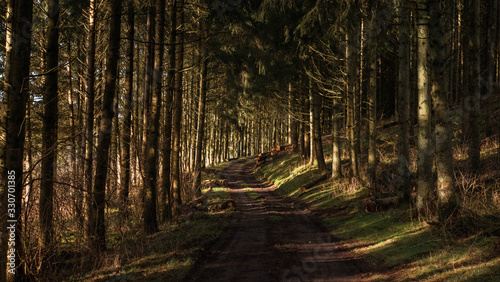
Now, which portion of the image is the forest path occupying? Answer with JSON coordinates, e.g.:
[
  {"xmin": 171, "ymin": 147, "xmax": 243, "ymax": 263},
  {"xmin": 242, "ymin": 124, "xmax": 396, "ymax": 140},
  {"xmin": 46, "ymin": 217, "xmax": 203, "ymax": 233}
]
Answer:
[{"xmin": 186, "ymin": 157, "xmax": 368, "ymax": 282}]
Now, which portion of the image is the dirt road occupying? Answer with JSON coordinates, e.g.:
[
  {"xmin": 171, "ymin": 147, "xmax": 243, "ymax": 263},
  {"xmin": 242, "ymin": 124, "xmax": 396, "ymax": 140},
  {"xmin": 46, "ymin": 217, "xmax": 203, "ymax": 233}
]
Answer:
[{"xmin": 187, "ymin": 158, "xmax": 368, "ymax": 281}]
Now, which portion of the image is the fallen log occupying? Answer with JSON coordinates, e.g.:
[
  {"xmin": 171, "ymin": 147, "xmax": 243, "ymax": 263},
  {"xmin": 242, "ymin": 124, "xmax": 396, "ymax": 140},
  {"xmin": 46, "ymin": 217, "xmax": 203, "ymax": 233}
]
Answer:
[
  {"xmin": 299, "ymin": 173, "xmax": 330, "ymax": 192},
  {"xmin": 185, "ymin": 187, "xmax": 212, "ymax": 208}
]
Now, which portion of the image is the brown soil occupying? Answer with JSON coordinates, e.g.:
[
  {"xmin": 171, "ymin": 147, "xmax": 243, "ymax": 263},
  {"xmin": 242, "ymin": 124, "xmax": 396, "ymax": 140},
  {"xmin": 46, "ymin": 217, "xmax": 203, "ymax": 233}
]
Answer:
[{"xmin": 186, "ymin": 158, "xmax": 371, "ymax": 281}]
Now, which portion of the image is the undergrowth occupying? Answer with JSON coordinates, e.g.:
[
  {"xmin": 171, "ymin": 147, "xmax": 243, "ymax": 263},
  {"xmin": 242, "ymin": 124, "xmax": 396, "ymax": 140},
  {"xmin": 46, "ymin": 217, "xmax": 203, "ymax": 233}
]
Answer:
[{"xmin": 257, "ymin": 132, "xmax": 500, "ymax": 281}]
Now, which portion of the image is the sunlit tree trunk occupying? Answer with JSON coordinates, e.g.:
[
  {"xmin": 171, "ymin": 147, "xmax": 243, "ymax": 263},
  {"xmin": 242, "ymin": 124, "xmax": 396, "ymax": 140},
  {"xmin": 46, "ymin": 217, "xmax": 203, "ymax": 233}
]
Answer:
[
  {"xmin": 91, "ymin": 0, "xmax": 122, "ymax": 252},
  {"xmin": 332, "ymin": 95, "xmax": 342, "ymax": 179},
  {"xmin": 40, "ymin": 0, "xmax": 60, "ymax": 259},
  {"xmin": 416, "ymin": 0, "xmax": 432, "ymax": 216},
  {"xmin": 429, "ymin": 0, "xmax": 457, "ymax": 221},
  {"xmin": 311, "ymin": 83, "xmax": 327, "ymax": 172},
  {"xmin": 84, "ymin": 0, "xmax": 97, "ymax": 243}
]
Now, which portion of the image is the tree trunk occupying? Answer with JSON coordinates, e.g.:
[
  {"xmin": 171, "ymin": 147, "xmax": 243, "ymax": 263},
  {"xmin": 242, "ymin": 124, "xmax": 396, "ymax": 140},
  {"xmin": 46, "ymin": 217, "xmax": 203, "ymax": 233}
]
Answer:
[
  {"xmin": 2, "ymin": 0, "xmax": 33, "ymax": 279},
  {"xmin": 429, "ymin": 0, "xmax": 457, "ymax": 221},
  {"xmin": 91, "ymin": 0, "xmax": 122, "ymax": 252},
  {"xmin": 332, "ymin": 95, "xmax": 342, "ymax": 179},
  {"xmin": 193, "ymin": 20, "xmax": 209, "ymax": 198},
  {"xmin": 171, "ymin": 0, "xmax": 185, "ymax": 216},
  {"xmin": 162, "ymin": 0, "xmax": 178, "ymax": 222},
  {"xmin": 367, "ymin": 52, "xmax": 377, "ymax": 187},
  {"xmin": 40, "ymin": 0, "xmax": 59, "ymax": 259},
  {"xmin": 466, "ymin": 0, "xmax": 481, "ymax": 172},
  {"xmin": 311, "ymin": 84, "xmax": 327, "ymax": 172},
  {"xmin": 397, "ymin": 0, "xmax": 412, "ymax": 203},
  {"xmin": 143, "ymin": 0, "xmax": 165, "ymax": 234},
  {"xmin": 416, "ymin": 0, "xmax": 432, "ymax": 216},
  {"xmin": 84, "ymin": 0, "xmax": 97, "ymax": 243},
  {"xmin": 119, "ymin": 0, "xmax": 134, "ymax": 220}
]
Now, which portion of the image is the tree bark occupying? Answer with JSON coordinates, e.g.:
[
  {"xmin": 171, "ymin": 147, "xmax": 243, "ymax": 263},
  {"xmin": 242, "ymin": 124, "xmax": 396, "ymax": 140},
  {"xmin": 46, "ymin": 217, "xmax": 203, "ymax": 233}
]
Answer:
[
  {"xmin": 311, "ymin": 84, "xmax": 327, "ymax": 172},
  {"xmin": 84, "ymin": 0, "xmax": 97, "ymax": 243},
  {"xmin": 2, "ymin": 0, "xmax": 33, "ymax": 279},
  {"xmin": 119, "ymin": 0, "xmax": 134, "ymax": 220},
  {"xmin": 332, "ymin": 95, "xmax": 342, "ymax": 179},
  {"xmin": 172, "ymin": 0, "xmax": 185, "ymax": 216},
  {"xmin": 40, "ymin": 0, "xmax": 59, "ymax": 258},
  {"xmin": 397, "ymin": 0, "xmax": 412, "ymax": 203},
  {"xmin": 91, "ymin": 0, "xmax": 122, "ymax": 252},
  {"xmin": 429, "ymin": 0, "xmax": 457, "ymax": 221},
  {"xmin": 193, "ymin": 20, "xmax": 209, "ymax": 198},
  {"xmin": 416, "ymin": 0, "xmax": 432, "ymax": 216},
  {"xmin": 143, "ymin": 0, "xmax": 165, "ymax": 234}
]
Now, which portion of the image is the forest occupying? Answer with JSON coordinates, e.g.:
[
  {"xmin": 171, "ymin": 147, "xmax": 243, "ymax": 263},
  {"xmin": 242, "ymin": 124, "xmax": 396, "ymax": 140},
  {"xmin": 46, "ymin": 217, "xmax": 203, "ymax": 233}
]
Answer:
[{"xmin": 1, "ymin": 0, "xmax": 500, "ymax": 280}]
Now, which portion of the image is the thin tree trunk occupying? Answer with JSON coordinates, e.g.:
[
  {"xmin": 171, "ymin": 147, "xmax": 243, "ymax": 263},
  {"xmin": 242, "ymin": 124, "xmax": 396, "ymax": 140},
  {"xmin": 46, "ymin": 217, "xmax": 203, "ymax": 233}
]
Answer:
[
  {"xmin": 171, "ymin": 0, "xmax": 185, "ymax": 216},
  {"xmin": 416, "ymin": 0, "xmax": 432, "ymax": 216},
  {"xmin": 367, "ymin": 53, "xmax": 377, "ymax": 187},
  {"xmin": 162, "ymin": 0, "xmax": 178, "ymax": 222},
  {"xmin": 84, "ymin": 0, "xmax": 97, "ymax": 243},
  {"xmin": 466, "ymin": 0, "xmax": 481, "ymax": 172},
  {"xmin": 91, "ymin": 0, "xmax": 122, "ymax": 252},
  {"xmin": 40, "ymin": 0, "xmax": 60, "ymax": 259},
  {"xmin": 144, "ymin": 0, "xmax": 165, "ymax": 234},
  {"xmin": 193, "ymin": 20, "xmax": 209, "ymax": 198},
  {"xmin": 397, "ymin": 0, "xmax": 412, "ymax": 203},
  {"xmin": 119, "ymin": 0, "xmax": 134, "ymax": 220},
  {"xmin": 332, "ymin": 95, "xmax": 342, "ymax": 179},
  {"xmin": 311, "ymin": 84, "xmax": 327, "ymax": 172}
]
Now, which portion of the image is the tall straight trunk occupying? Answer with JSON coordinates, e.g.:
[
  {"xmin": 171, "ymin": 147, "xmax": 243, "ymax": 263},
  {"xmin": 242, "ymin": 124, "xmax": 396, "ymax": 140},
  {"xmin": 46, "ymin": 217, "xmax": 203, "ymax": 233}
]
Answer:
[
  {"xmin": 486, "ymin": 0, "xmax": 499, "ymax": 137},
  {"xmin": 289, "ymin": 83, "xmax": 299, "ymax": 152},
  {"xmin": 309, "ymin": 80, "xmax": 316, "ymax": 165},
  {"xmin": 91, "ymin": 0, "xmax": 122, "ymax": 252},
  {"xmin": 162, "ymin": 0, "xmax": 178, "ymax": 222},
  {"xmin": 332, "ymin": 95, "xmax": 342, "ymax": 179},
  {"xmin": 120, "ymin": 0, "xmax": 134, "ymax": 219},
  {"xmin": 429, "ymin": 0, "xmax": 457, "ymax": 221},
  {"xmin": 141, "ymin": 6, "xmax": 155, "ymax": 179},
  {"xmin": 40, "ymin": 0, "xmax": 59, "ymax": 257},
  {"xmin": 144, "ymin": 0, "xmax": 165, "ymax": 234},
  {"xmin": 397, "ymin": 0, "xmax": 412, "ymax": 202},
  {"xmin": 171, "ymin": 0, "xmax": 185, "ymax": 216},
  {"xmin": 466, "ymin": 0, "xmax": 481, "ymax": 172},
  {"xmin": 84, "ymin": 0, "xmax": 97, "ymax": 242},
  {"xmin": 300, "ymin": 118, "xmax": 306, "ymax": 158},
  {"xmin": 346, "ymin": 30, "xmax": 358, "ymax": 178},
  {"xmin": 303, "ymin": 97, "xmax": 311, "ymax": 160},
  {"xmin": 193, "ymin": 21, "xmax": 209, "ymax": 197},
  {"xmin": 311, "ymin": 84, "xmax": 327, "ymax": 172},
  {"xmin": 2, "ymin": 0, "xmax": 33, "ymax": 279},
  {"xmin": 367, "ymin": 53, "xmax": 377, "ymax": 187},
  {"xmin": 416, "ymin": 0, "xmax": 432, "ymax": 216}
]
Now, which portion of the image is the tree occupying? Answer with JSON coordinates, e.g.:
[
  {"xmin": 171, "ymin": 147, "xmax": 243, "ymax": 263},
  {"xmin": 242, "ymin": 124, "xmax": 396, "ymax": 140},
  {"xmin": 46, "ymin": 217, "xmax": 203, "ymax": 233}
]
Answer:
[
  {"xmin": 40, "ymin": 0, "xmax": 60, "ymax": 259},
  {"xmin": 90, "ymin": 0, "xmax": 122, "ymax": 252},
  {"xmin": 171, "ymin": 0, "xmax": 185, "ymax": 216},
  {"xmin": 397, "ymin": 0, "xmax": 412, "ymax": 203},
  {"xmin": 1, "ymin": 0, "xmax": 33, "ymax": 279},
  {"xmin": 310, "ymin": 81, "xmax": 327, "ymax": 172},
  {"xmin": 143, "ymin": 0, "xmax": 166, "ymax": 234},
  {"xmin": 192, "ymin": 19, "xmax": 209, "ymax": 198},
  {"xmin": 84, "ymin": 0, "xmax": 97, "ymax": 242},
  {"xmin": 416, "ymin": 0, "xmax": 432, "ymax": 216},
  {"xmin": 161, "ymin": 0, "xmax": 178, "ymax": 222},
  {"xmin": 119, "ymin": 0, "xmax": 134, "ymax": 219},
  {"xmin": 429, "ymin": 0, "xmax": 457, "ymax": 221}
]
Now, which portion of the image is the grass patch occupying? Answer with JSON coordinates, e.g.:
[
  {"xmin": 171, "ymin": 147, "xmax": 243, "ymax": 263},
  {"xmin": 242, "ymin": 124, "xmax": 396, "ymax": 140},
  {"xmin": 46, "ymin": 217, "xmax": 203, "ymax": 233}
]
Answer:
[{"xmin": 257, "ymin": 148, "xmax": 500, "ymax": 281}]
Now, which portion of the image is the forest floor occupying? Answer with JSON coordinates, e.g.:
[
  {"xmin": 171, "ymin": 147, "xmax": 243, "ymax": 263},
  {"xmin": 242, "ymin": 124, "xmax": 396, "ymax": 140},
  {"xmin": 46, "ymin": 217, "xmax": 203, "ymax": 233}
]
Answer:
[{"xmin": 186, "ymin": 158, "xmax": 369, "ymax": 281}]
